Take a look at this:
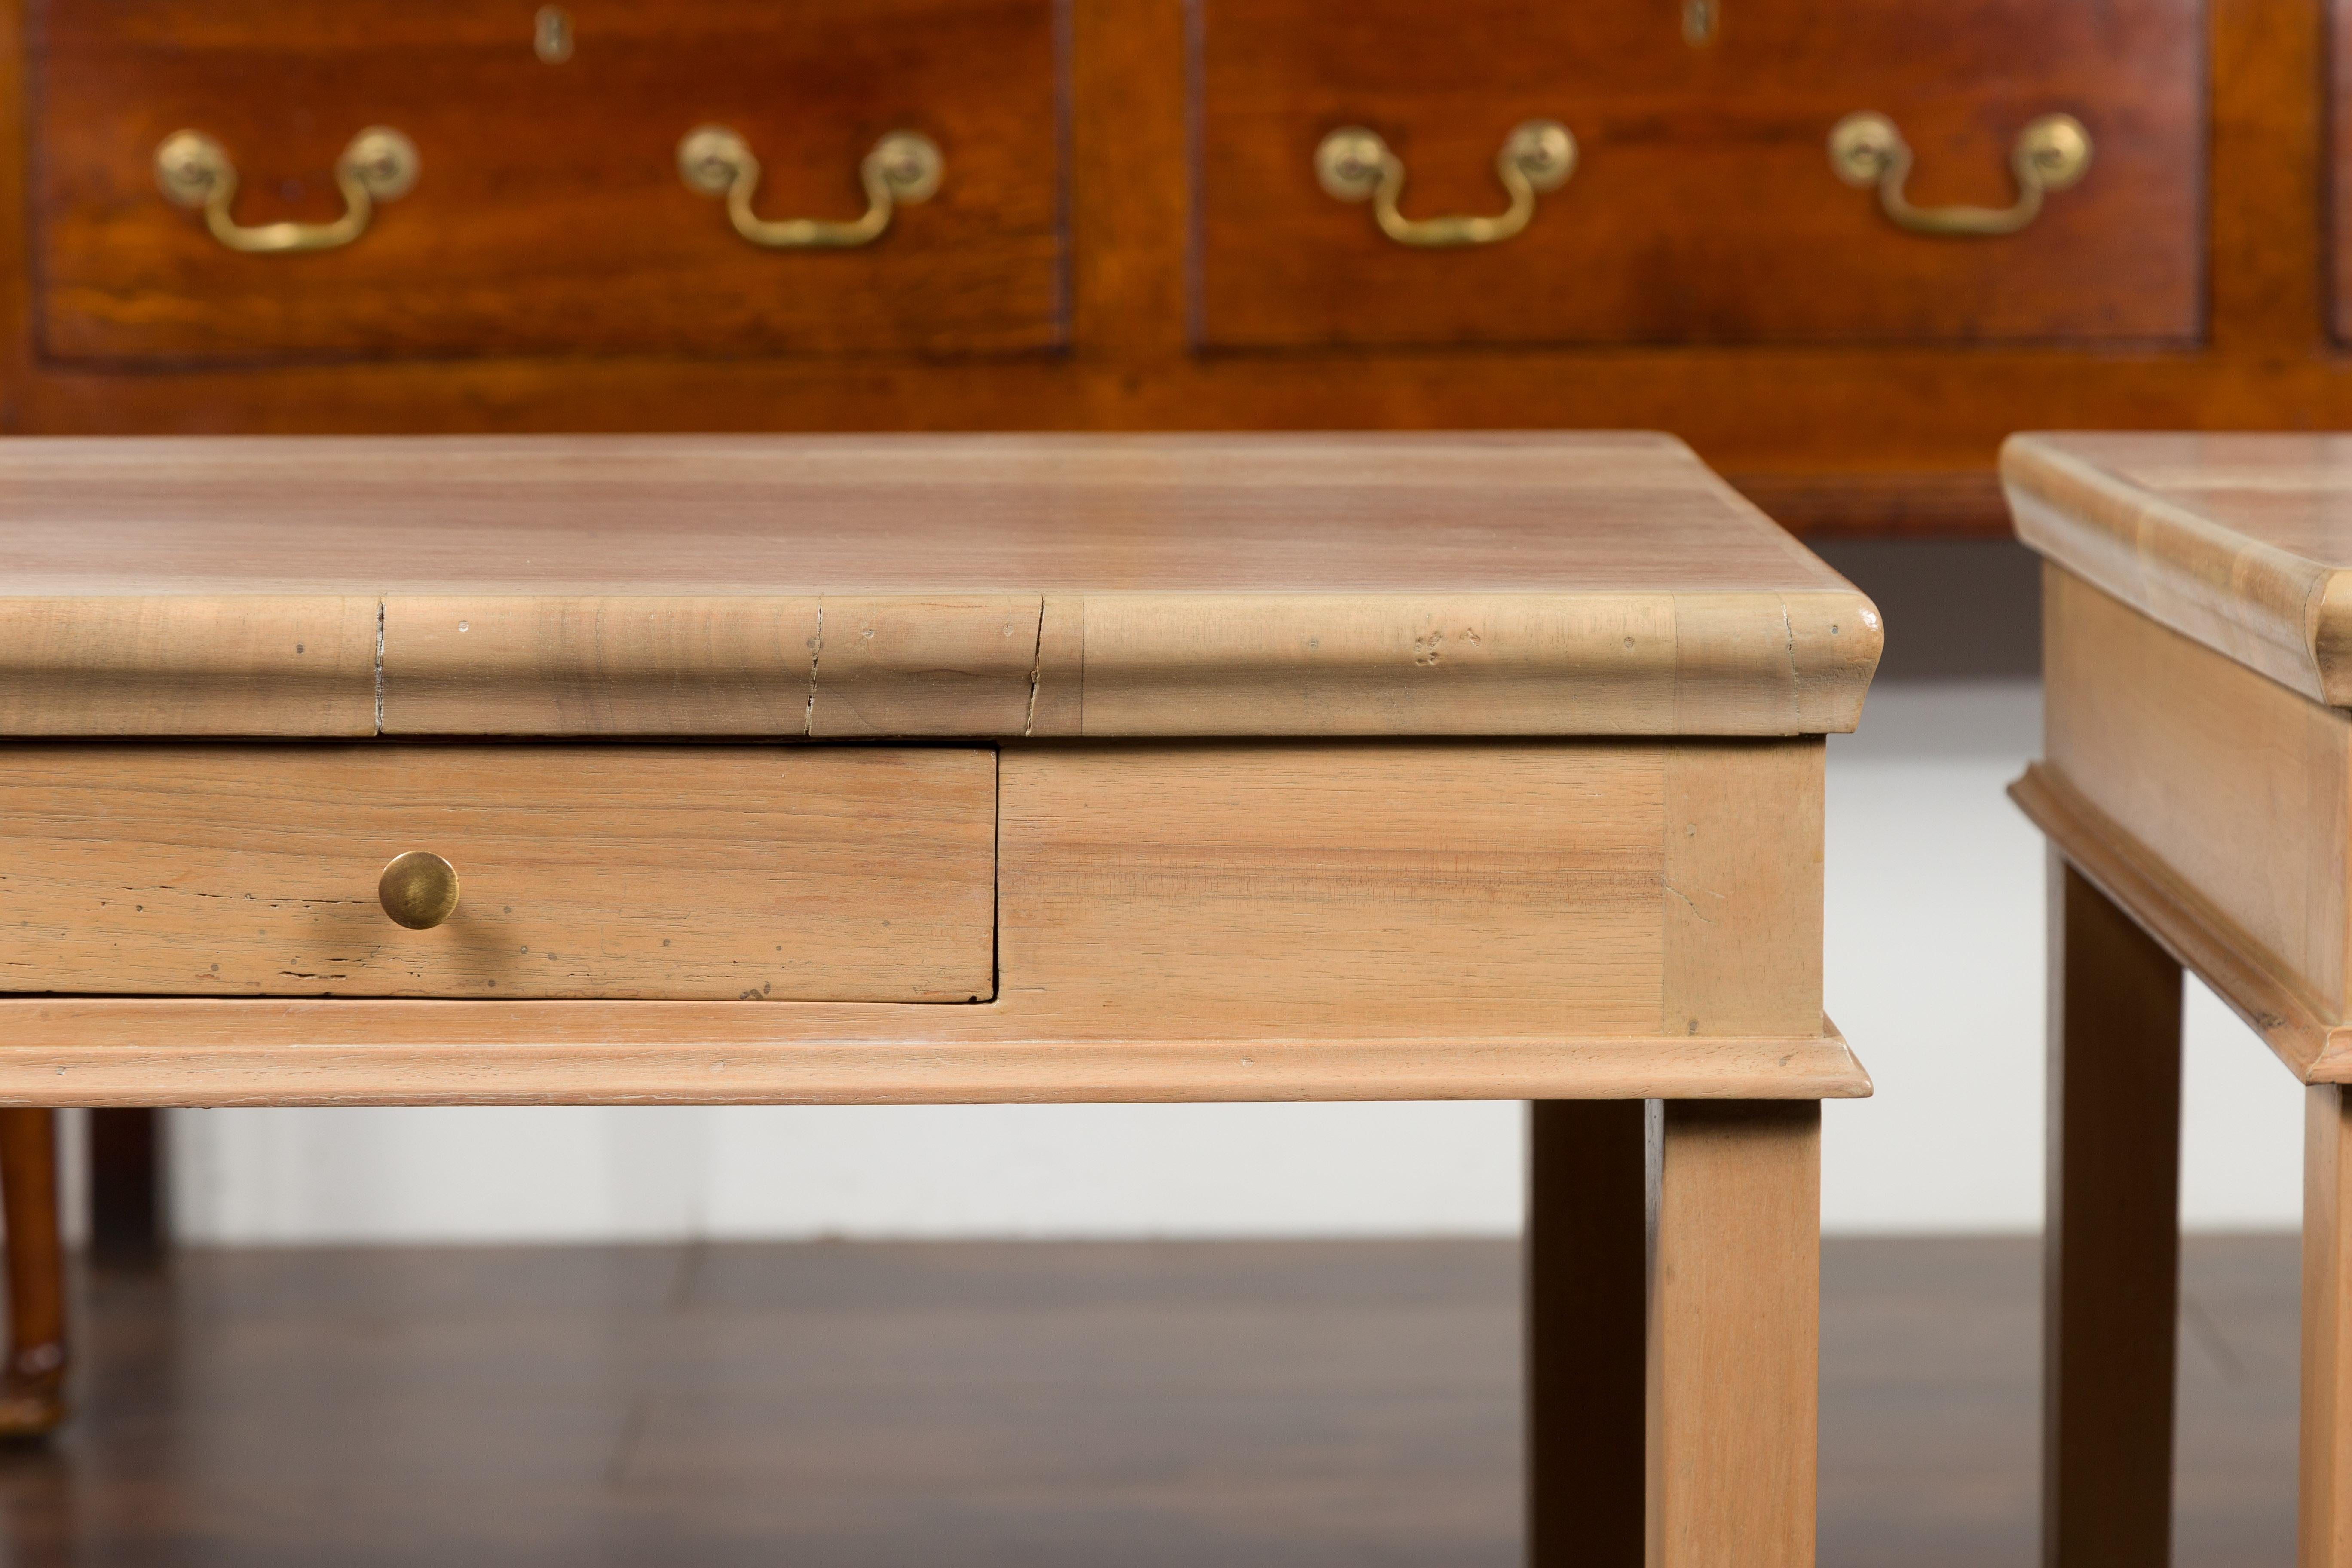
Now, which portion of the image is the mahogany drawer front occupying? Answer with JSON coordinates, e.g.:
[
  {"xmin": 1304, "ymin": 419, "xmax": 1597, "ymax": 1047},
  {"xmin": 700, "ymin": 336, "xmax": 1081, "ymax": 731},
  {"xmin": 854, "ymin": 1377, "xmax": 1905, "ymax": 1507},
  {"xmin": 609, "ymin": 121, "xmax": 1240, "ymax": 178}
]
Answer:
[
  {"xmin": 1198, "ymin": 0, "xmax": 2201, "ymax": 349},
  {"xmin": 2334, "ymin": 0, "xmax": 2352, "ymax": 344},
  {"xmin": 31, "ymin": 0, "xmax": 1065, "ymax": 364},
  {"xmin": 0, "ymin": 744, "xmax": 997, "ymax": 1001}
]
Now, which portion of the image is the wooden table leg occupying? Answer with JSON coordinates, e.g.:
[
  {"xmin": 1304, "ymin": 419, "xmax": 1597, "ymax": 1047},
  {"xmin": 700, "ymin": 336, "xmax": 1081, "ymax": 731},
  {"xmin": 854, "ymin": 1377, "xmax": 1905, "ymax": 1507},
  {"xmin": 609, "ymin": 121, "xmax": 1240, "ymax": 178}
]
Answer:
[
  {"xmin": 1527, "ymin": 1099, "xmax": 1647, "ymax": 1568},
  {"xmin": 2043, "ymin": 854, "xmax": 2183, "ymax": 1568},
  {"xmin": 2304, "ymin": 1085, "xmax": 2352, "ymax": 1567},
  {"xmin": 0, "ymin": 1107, "xmax": 65, "ymax": 1437},
  {"xmin": 1646, "ymin": 1099, "xmax": 1819, "ymax": 1568},
  {"xmin": 91, "ymin": 1107, "xmax": 164, "ymax": 1268}
]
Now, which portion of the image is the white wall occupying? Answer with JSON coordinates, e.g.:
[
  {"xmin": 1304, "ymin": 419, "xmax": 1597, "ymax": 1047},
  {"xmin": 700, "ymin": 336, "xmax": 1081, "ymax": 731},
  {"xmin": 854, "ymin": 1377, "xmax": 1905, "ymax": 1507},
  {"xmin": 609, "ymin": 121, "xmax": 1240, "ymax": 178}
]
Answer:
[
  {"xmin": 167, "ymin": 1100, "xmax": 1524, "ymax": 1243},
  {"xmin": 1820, "ymin": 681, "xmax": 2302, "ymax": 1232},
  {"xmin": 162, "ymin": 669, "xmax": 2309, "ymax": 1245}
]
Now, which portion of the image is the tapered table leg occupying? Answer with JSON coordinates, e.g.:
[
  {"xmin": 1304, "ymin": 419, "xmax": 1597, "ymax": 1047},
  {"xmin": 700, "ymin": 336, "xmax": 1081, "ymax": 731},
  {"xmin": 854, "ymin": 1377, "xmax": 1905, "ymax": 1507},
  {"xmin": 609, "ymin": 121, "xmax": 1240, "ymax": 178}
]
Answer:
[
  {"xmin": 1527, "ymin": 1099, "xmax": 1647, "ymax": 1568},
  {"xmin": 1646, "ymin": 1099, "xmax": 1819, "ymax": 1568},
  {"xmin": 2043, "ymin": 854, "xmax": 2183, "ymax": 1568},
  {"xmin": 0, "ymin": 1107, "xmax": 65, "ymax": 1436}
]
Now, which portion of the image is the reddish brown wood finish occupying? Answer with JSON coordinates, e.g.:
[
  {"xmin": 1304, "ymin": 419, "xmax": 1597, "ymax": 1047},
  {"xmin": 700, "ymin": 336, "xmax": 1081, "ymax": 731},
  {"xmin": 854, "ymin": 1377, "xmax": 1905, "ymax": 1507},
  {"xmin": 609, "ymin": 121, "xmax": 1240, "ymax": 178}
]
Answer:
[
  {"xmin": 1198, "ymin": 0, "xmax": 2203, "ymax": 349},
  {"xmin": 0, "ymin": 0, "xmax": 2335, "ymax": 536},
  {"xmin": 31, "ymin": 0, "xmax": 1067, "ymax": 362},
  {"xmin": 89, "ymin": 1108, "xmax": 160, "ymax": 1267},
  {"xmin": 2333, "ymin": 0, "xmax": 2352, "ymax": 347},
  {"xmin": 0, "ymin": 1108, "xmax": 64, "ymax": 1436}
]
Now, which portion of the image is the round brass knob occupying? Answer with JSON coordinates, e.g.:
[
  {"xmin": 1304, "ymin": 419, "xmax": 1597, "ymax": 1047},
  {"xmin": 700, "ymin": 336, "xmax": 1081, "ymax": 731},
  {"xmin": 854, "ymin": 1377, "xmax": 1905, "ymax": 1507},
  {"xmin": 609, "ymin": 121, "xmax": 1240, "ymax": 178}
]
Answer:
[{"xmin": 378, "ymin": 851, "xmax": 459, "ymax": 930}]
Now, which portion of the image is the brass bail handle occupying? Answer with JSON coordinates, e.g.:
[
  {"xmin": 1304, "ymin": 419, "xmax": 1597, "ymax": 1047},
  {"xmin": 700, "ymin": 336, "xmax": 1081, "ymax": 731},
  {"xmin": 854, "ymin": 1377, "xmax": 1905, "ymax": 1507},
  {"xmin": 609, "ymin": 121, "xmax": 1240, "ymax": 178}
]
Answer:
[
  {"xmin": 1827, "ymin": 110, "xmax": 2092, "ymax": 237},
  {"xmin": 154, "ymin": 126, "xmax": 420, "ymax": 254},
  {"xmin": 1314, "ymin": 119, "xmax": 1576, "ymax": 248},
  {"xmin": 677, "ymin": 125, "xmax": 943, "ymax": 248},
  {"xmin": 378, "ymin": 851, "xmax": 460, "ymax": 931}
]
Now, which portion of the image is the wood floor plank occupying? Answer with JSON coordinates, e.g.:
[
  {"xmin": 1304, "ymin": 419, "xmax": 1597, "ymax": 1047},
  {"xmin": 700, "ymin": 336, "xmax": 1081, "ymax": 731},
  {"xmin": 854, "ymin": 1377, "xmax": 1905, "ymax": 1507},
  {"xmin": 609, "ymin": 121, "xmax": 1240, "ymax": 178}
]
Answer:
[{"xmin": 0, "ymin": 1235, "xmax": 2306, "ymax": 1567}]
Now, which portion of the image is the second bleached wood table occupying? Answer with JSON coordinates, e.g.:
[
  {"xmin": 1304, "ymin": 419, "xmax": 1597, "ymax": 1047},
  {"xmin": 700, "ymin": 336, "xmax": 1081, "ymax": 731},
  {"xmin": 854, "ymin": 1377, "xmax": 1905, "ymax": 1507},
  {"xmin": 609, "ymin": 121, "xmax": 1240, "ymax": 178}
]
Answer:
[
  {"xmin": 0, "ymin": 433, "xmax": 1878, "ymax": 1565},
  {"xmin": 2007, "ymin": 432, "xmax": 2352, "ymax": 1568}
]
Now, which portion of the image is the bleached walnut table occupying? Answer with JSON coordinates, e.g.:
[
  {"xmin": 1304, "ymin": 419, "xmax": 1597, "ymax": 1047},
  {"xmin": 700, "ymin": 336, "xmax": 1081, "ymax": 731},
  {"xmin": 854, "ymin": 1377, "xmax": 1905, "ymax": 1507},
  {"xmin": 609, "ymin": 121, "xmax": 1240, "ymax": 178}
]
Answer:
[
  {"xmin": 0, "ymin": 433, "xmax": 1877, "ymax": 1566},
  {"xmin": 2006, "ymin": 433, "xmax": 2352, "ymax": 1568}
]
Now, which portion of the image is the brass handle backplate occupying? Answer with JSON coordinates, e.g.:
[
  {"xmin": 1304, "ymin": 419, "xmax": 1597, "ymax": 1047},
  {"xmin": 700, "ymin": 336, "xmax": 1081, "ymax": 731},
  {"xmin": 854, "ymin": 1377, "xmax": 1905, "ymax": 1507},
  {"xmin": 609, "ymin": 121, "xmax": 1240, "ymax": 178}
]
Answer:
[
  {"xmin": 154, "ymin": 126, "xmax": 420, "ymax": 254},
  {"xmin": 678, "ymin": 126, "xmax": 942, "ymax": 249},
  {"xmin": 378, "ymin": 851, "xmax": 460, "ymax": 931},
  {"xmin": 1827, "ymin": 111, "xmax": 2091, "ymax": 237},
  {"xmin": 1315, "ymin": 119, "xmax": 1575, "ymax": 248}
]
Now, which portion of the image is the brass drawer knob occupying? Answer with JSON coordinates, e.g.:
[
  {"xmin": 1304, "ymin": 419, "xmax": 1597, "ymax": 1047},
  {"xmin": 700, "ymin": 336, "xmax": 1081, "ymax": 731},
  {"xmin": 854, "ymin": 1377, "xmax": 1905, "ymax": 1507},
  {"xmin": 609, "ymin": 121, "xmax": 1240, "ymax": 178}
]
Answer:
[
  {"xmin": 155, "ymin": 126, "xmax": 420, "ymax": 254},
  {"xmin": 378, "ymin": 851, "xmax": 460, "ymax": 931},
  {"xmin": 1828, "ymin": 110, "xmax": 2091, "ymax": 237},
  {"xmin": 677, "ymin": 125, "xmax": 943, "ymax": 249},
  {"xmin": 1314, "ymin": 119, "xmax": 1575, "ymax": 248}
]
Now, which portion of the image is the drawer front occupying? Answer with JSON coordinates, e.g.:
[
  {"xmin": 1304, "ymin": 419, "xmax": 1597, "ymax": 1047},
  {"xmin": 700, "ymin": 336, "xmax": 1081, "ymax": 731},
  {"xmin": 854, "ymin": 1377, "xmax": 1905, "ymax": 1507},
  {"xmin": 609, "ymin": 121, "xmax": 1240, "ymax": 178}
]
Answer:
[
  {"xmin": 0, "ymin": 745, "xmax": 996, "ymax": 1001},
  {"xmin": 2336, "ymin": 0, "xmax": 2352, "ymax": 345},
  {"xmin": 33, "ymin": 0, "xmax": 1065, "ymax": 363},
  {"xmin": 1198, "ymin": 0, "xmax": 2201, "ymax": 348}
]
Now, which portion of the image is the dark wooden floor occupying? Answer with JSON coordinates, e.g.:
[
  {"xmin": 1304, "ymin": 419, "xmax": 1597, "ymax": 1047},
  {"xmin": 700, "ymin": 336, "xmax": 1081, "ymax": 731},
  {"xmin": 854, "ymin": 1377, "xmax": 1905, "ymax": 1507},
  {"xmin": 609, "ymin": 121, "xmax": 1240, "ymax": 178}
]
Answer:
[{"xmin": 0, "ymin": 1235, "xmax": 2303, "ymax": 1566}]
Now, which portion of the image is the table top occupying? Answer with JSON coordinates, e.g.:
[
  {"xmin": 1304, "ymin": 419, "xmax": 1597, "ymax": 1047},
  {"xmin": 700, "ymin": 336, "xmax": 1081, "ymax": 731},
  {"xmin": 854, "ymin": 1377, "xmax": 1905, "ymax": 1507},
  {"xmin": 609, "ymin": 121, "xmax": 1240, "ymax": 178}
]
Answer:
[
  {"xmin": 0, "ymin": 432, "xmax": 1881, "ymax": 738},
  {"xmin": 2006, "ymin": 432, "xmax": 2352, "ymax": 708}
]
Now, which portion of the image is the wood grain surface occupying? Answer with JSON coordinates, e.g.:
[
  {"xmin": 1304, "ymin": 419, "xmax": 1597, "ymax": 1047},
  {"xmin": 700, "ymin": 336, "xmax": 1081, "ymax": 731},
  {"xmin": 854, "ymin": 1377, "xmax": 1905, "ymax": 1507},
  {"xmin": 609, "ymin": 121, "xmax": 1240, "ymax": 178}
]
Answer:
[
  {"xmin": 0, "ymin": 745, "xmax": 998, "ymax": 1002},
  {"xmin": 2006, "ymin": 432, "xmax": 2352, "ymax": 707},
  {"xmin": 995, "ymin": 740, "xmax": 1827, "ymax": 1042},
  {"xmin": 1646, "ymin": 1101, "xmax": 1820, "ymax": 1568},
  {"xmin": 381, "ymin": 596, "xmax": 820, "ymax": 737},
  {"xmin": 0, "ymin": 0, "xmax": 2336, "ymax": 540},
  {"xmin": 30, "ymin": 0, "xmax": 1066, "ymax": 362},
  {"xmin": 2041, "ymin": 855, "xmax": 2184, "ymax": 1568},
  {"xmin": 996, "ymin": 741, "xmax": 1676, "ymax": 1038},
  {"xmin": 1200, "ymin": 0, "xmax": 2201, "ymax": 349},
  {"xmin": 0, "ymin": 595, "xmax": 377, "ymax": 735},
  {"xmin": 2010, "ymin": 764, "xmax": 2352, "ymax": 1085},
  {"xmin": 0, "ymin": 737, "xmax": 1861, "ymax": 1103},
  {"xmin": 1660, "ymin": 737, "xmax": 1823, "ymax": 1037},
  {"xmin": 2040, "ymin": 567, "xmax": 2352, "ymax": 1038},
  {"xmin": 0, "ymin": 1005, "xmax": 1865, "ymax": 1106},
  {"xmin": 0, "ymin": 433, "xmax": 1882, "ymax": 738}
]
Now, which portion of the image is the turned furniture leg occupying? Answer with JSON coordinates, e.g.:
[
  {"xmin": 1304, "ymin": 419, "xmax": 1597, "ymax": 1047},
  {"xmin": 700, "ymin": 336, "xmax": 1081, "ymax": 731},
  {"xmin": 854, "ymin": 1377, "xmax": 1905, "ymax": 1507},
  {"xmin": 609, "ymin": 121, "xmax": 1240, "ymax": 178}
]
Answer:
[
  {"xmin": 2304, "ymin": 1086, "xmax": 2352, "ymax": 1567},
  {"xmin": 0, "ymin": 1108, "xmax": 66, "ymax": 1436},
  {"xmin": 1646, "ymin": 1099, "xmax": 1819, "ymax": 1568},
  {"xmin": 2043, "ymin": 854, "xmax": 2183, "ymax": 1568},
  {"xmin": 1526, "ymin": 1099, "xmax": 1647, "ymax": 1568}
]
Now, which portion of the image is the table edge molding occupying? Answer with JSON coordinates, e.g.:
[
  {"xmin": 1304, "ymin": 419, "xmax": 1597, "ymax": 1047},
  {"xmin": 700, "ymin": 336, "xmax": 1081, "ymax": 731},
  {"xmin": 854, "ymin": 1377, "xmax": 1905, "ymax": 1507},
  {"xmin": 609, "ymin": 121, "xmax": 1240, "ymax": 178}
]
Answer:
[
  {"xmin": 2010, "ymin": 763, "xmax": 2352, "ymax": 1083},
  {"xmin": 2002, "ymin": 434, "xmax": 2341, "ymax": 706},
  {"xmin": 0, "ymin": 589, "xmax": 1883, "ymax": 739},
  {"xmin": 0, "ymin": 1004, "xmax": 1868, "ymax": 1106}
]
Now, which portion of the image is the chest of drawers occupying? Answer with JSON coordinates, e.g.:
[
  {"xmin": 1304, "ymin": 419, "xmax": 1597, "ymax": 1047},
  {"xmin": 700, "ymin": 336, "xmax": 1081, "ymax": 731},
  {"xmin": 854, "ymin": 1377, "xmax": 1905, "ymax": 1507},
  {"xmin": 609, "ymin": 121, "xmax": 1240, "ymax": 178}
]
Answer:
[{"xmin": 0, "ymin": 1, "xmax": 2337, "ymax": 535}]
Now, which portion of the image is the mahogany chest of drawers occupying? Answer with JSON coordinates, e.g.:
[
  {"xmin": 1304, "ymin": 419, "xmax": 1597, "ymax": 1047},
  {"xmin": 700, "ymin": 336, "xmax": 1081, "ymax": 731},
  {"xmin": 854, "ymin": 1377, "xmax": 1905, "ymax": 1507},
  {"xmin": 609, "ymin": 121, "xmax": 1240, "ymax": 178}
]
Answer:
[{"xmin": 0, "ymin": 0, "xmax": 2340, "ymax": 535}]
